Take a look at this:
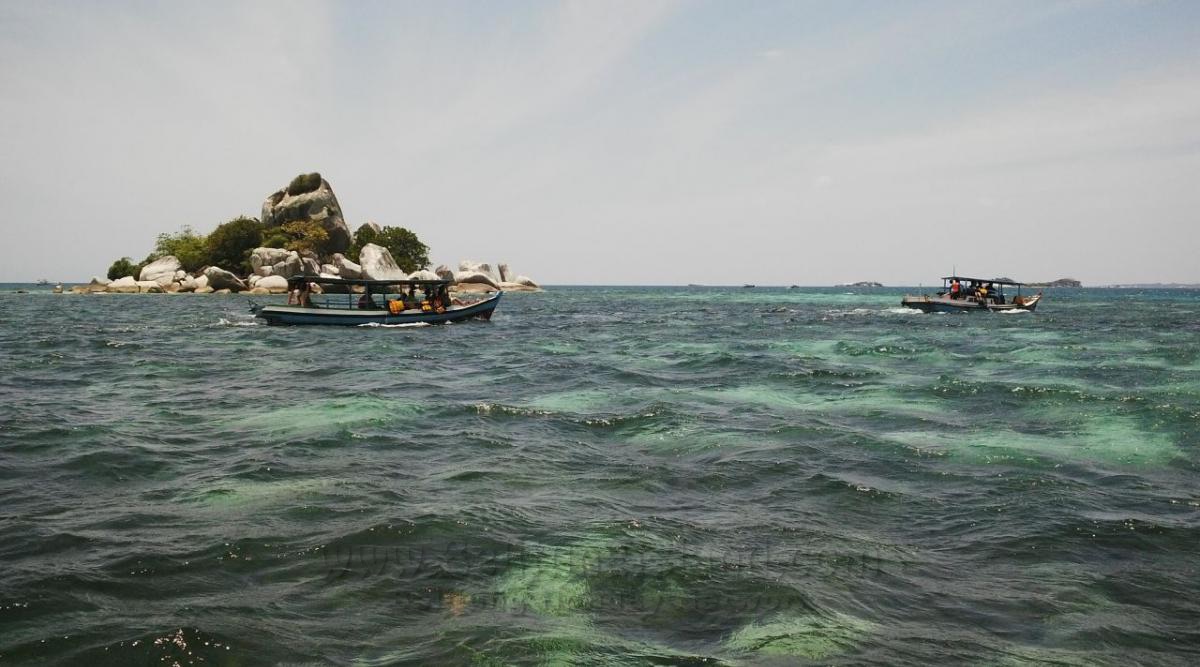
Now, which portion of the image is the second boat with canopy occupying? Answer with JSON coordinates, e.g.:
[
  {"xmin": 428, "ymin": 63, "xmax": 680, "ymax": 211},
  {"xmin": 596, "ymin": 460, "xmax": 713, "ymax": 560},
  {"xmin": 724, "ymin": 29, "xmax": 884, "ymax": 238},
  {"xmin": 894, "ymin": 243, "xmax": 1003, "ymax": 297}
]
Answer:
[{"xmin": 902, "ymin": 276, "xmax": 1042, "ymax": 313}]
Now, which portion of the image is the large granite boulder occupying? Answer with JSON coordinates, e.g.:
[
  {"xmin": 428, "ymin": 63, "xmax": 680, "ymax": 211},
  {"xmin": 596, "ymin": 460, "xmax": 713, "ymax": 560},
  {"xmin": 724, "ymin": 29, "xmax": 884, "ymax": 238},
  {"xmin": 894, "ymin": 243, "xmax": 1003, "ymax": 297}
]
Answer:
[
  {"xmin": 454, "ymin": 270, "xmax": 500, "ymax": 289},
  {"xmin": 458, "ymin": 260, "xmax": 500, "ymax": 283},
  {"xmin": 498, "ymin": 263, "xmax": 513, "ymax": 283},
  {"xmin": 86, "ymin": 276, "xmax": 110, "ymax": 293},
  {"xmin": 136, "ymin": 280, "xmax": 164, "ymax": 293},
  {"xmin": 107, "ymin": 276, "xmax": 139, "ymax": 293},
  {"xmin": 332, "ymin": 253, "xmax": 362, "ymax": 279},
  {"xmin": 261, "ymin": 173, "xmax": 352, "ymax": 253},
  {"xmin": 139, "ymin": 256, "xmax": 182, "ymax": 286},
  {"xmin": 193, "ymin": 274, "xmax": 209, "ymax": 290},
  {"xmin": 409, "ymin": 269, "xmax": 441, "ymax": 282},
  {"xmin": 359, "ymin": 243, "xmax": 406, "ymax": 281},
  {"xmin": 250, "ymin": 248, "xmax": 311, "ymax": 279},
  {"xmin": 279, "ymin": 252, "xmax": 305, "ymax": 278},
  {"xmin": 453, "ymin": 282, "xmax": 498, "ymax": 293},
  {"xmin": 204, "ymin": 266, "xmax": 247, "ymax": 292},
  {"xmin": 250, "ymin": 247, "xmax": 293, "ymax": 276},
  {"xmin": 256, "ymin": 275, "xmax": 290, "ymax": 294},
  {"xmin": 434, "ymin": 264, "xmax": 456, "ymax": 283},
  {"xmin": 513, "ymin": 275, "xmax": 540, "ymax": 288},
  {"xmin": 357, "ymin": 221, "xmax": 382, "ymax": 237}
]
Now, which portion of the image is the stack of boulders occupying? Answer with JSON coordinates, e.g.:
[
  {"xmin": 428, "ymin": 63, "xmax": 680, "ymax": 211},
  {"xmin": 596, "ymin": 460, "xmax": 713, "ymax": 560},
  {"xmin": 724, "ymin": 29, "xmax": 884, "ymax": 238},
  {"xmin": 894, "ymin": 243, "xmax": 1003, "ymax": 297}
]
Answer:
[
  {"xmin": 71, "ymin": 248, "xmax": 541, "ymax": 295},
  {"xmin": 68, "ymin": 173, "xmax": 542, "ymax": 295},
  {"xmin": 261, "ymin": 173, "xmax": 352, "ymax": 253},
  {"xmin": 72, "ymin": 256, "xmax": 214, "ymax": 294},
  {"xmin": 440, "ymin": 260, "xmax": 541, "ymax": 293}
]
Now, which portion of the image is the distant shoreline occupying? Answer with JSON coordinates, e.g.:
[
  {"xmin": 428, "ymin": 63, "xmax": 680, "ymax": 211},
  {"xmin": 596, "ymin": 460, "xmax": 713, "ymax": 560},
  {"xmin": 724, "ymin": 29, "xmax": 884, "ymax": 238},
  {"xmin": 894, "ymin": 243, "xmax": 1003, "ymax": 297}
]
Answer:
[{"xmin": 5, "ymin": 282, "xmax": 1199, "ymax": 291}]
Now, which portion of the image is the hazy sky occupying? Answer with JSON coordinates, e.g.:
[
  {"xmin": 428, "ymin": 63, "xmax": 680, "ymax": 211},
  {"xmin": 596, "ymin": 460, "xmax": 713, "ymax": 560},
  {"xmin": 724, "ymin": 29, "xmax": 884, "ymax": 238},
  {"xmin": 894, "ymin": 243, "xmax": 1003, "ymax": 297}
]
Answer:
[{"xmin": 2, "ymin": 0, "xmax": 1197, "ymax": 284}]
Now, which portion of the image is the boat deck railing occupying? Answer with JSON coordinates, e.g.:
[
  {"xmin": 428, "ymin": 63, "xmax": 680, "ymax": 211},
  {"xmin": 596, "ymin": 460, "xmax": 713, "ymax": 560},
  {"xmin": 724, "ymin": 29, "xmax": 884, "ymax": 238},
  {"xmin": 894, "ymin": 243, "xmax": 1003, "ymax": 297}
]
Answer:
[{"xmin": 307, "ymin": 291, "xmax": 433, "ymax": 311}]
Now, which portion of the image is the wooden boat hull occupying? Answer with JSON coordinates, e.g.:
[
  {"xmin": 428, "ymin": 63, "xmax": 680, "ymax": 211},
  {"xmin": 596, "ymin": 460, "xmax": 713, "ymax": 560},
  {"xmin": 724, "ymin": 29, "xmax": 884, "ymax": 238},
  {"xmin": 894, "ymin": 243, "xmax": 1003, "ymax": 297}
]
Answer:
[
  {"xmin": 901, "ymin": 293, "xmax": 1041, "ymax": 313},
  {"xmin": 255, "ymin": 292, "xmax": 502, "ymax": 326}
]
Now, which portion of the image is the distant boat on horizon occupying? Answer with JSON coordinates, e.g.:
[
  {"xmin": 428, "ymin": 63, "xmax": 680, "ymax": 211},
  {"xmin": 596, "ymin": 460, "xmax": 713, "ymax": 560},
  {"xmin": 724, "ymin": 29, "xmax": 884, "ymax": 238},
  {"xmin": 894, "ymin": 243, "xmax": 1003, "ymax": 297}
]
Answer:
[{"xmin": 742, "ymin": 284, "xmax": 755, "ymax": 288}]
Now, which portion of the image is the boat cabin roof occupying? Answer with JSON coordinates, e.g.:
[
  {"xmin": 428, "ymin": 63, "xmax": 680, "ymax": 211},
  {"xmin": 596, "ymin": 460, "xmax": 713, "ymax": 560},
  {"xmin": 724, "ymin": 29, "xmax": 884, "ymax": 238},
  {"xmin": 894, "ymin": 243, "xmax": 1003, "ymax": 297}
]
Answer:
[
  {"xmin": 287, "ymin": 275, "xmax": 450, "ymax": 288},
  {"xmin": 941, "ymin": 276, "xmax": 1025, "ymax": 286}
]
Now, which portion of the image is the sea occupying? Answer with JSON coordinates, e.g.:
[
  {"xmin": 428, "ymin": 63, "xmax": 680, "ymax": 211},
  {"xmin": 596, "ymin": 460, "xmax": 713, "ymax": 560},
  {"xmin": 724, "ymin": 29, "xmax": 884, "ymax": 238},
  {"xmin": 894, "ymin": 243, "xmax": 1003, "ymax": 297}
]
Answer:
[{"xmin": 1, "ymin": 285, "xmax": 1197, "ymax": 666}]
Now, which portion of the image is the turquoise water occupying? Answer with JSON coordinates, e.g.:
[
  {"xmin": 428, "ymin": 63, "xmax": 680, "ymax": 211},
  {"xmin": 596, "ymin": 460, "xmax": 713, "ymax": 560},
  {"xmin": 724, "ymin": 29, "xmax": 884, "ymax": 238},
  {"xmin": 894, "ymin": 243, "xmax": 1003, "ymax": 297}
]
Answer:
[{"xmin": 1, "ymin": 285, "xmax": 1198, "ymax": 665}]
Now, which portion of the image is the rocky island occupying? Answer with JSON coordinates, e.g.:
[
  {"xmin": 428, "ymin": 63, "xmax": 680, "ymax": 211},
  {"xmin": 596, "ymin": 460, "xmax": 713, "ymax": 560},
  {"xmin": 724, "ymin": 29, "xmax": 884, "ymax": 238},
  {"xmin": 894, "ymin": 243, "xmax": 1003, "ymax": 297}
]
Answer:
[
  {"xmin": 72, "ymin": 173, "xmax": 541, "ymax": 296},
  {"xmin": 1027, "ymin": 278, "xmax": 1082, "ymax": 288}
]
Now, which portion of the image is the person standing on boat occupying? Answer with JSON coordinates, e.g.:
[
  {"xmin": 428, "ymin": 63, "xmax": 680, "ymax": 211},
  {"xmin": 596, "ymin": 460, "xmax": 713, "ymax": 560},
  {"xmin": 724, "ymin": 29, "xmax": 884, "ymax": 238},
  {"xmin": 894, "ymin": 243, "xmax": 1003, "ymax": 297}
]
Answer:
[{"xmin": 950, "ymin": 279, "xmax": 961, "ymax": 299}]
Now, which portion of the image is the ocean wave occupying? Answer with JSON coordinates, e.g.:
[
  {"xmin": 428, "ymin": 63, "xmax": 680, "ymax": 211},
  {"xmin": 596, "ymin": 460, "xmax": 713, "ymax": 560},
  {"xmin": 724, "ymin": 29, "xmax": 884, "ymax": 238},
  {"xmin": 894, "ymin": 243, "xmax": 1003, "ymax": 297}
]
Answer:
[
  {"xmin": 823, "ymin": 307, "xmax": 926, "ymax": 318},
  {"xmin": 357, "ymin": 321, "xmax": 432, "ymax": 328},
  {"xmin": 215, "ymin": 317, "xmax": 260, "ymax": 327}
]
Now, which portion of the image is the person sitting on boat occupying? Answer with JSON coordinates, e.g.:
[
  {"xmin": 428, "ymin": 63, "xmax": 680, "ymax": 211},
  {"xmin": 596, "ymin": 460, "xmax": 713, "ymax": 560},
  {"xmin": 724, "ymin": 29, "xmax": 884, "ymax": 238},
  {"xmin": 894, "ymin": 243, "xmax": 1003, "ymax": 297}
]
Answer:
[
  {"xmin": 949, "ymin": 279, "xmax": 961, "ymax": 299},
  {"xmin": 977, "ymin": 283, "xmax": 988, "ymax": 303},
  {"xmin": 289, "ymin": 283, "xmax": 312, "ymax": 307},
  {"xmin": 357, "ymin": 293, "xmax": 378, "ymax": 309}
]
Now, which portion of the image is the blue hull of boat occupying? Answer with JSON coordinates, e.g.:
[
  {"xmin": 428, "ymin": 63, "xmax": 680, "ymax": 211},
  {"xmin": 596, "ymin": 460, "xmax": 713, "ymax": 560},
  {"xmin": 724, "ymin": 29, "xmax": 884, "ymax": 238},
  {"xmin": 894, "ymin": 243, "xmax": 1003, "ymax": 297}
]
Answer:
[
  {"xmin": 255, "ymin": 292, "xmax": 502, "ymax": 326},
  {"xmin": 901, "ymin": 293, "xmax": 1041, "ymax": 313}
]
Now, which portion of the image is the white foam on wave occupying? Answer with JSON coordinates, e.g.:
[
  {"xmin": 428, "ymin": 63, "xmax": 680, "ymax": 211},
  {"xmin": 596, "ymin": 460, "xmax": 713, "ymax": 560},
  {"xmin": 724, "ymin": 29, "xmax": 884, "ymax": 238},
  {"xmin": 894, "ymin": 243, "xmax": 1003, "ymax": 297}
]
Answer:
[
  {"xmin": 216, "ymin": 317, "xmax": 261, "ymax": 327},
  {"xmin": 1000, "ymin": 308, "xmax": 1031, "ymax": 315},
  {"xmin": 357, "ymin": 322, "xmax": 432, "ymax": 328},
  {"xmin": 825, "ymin": 307, "xmax": 924, "ymax": 319}
]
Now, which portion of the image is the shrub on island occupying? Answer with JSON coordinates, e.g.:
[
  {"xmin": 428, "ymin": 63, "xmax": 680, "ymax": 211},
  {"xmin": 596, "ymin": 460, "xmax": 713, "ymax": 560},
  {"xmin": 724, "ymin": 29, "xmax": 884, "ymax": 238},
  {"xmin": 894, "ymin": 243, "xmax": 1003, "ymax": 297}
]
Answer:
[
  {"xmin": 279, "ymin": 219, "xmax": 331, "ymax": 255},
  {"xmin": 285, "ymin": 172, "xmax": 323, "ymax": 197},
  {"xmin": 205, "ymin": 216, "xmax": 265, "ymax": 275},
  {"xmin": 152, "ymin": 226, "xmax": 208, "ymax": 272},
  {"xmin": 107, "ymin": 257, "xmax": 139, "ymax": 280}
]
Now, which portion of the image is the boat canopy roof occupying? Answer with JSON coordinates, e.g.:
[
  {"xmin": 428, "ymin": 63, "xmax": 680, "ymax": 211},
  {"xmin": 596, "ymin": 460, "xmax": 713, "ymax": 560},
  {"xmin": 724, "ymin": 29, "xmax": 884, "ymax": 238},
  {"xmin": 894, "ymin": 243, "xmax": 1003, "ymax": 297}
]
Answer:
[
  {"xmin": 287, "ymin": 275, "xmax": 450, "ymax": 288},
  {"xmin": 940, "ymin": 276, "xmax": 1025, "ymax": 286}
]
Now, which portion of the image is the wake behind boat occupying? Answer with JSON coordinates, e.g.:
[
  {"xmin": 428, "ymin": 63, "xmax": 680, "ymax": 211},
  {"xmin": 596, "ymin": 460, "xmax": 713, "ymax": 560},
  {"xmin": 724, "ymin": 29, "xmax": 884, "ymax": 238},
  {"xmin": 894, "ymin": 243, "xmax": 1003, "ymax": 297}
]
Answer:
[
  {"xmin": 253, "ymin": 276, "xmax": 501, "ymax": 326},
  {"xmin": 902, "ymin": 276, "xmax": 1042, "ymax": 313}
]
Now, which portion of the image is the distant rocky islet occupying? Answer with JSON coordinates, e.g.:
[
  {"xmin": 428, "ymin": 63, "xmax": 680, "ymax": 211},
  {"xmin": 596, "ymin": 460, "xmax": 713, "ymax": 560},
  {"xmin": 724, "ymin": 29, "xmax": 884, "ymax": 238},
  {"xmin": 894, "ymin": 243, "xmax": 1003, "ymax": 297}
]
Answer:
[{"xmin": 71, "ymin": 174, "xmax": 541, "ymax": 295}]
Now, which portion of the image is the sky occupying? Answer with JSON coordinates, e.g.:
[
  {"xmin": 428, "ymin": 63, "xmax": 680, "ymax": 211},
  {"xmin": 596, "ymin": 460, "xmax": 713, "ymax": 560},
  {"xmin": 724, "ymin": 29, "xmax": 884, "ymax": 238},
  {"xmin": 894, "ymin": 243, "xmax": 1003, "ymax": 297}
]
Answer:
[{"xmin": 1, "ymin": 0, "xmax": 1197, "ymax": 285}]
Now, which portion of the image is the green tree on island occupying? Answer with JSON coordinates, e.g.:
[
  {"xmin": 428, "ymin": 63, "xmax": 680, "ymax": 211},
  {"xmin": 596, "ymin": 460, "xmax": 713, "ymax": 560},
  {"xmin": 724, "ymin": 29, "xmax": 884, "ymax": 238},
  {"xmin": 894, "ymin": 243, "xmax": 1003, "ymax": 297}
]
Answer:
[
  {"xmin": 286, "ymin": 172, "xmax": 323, "ymax": 197},
  {"xmin": 106, "ymin": 257, "xmax": 139, "ymax": 280},
  {"xmin": 205, "ymin": 216, "xmax": 264, "ymax": 274},
  {"xmin": 153, "ymin": 226, "xmax": 208, "ymax": 272},
  {"xmin": 280, "ymin": 220, "xmax": 330, "ymax": 254},
  {"xmin": 349, "ymin": 225, "xmax": 430, "ymax": 273}
]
